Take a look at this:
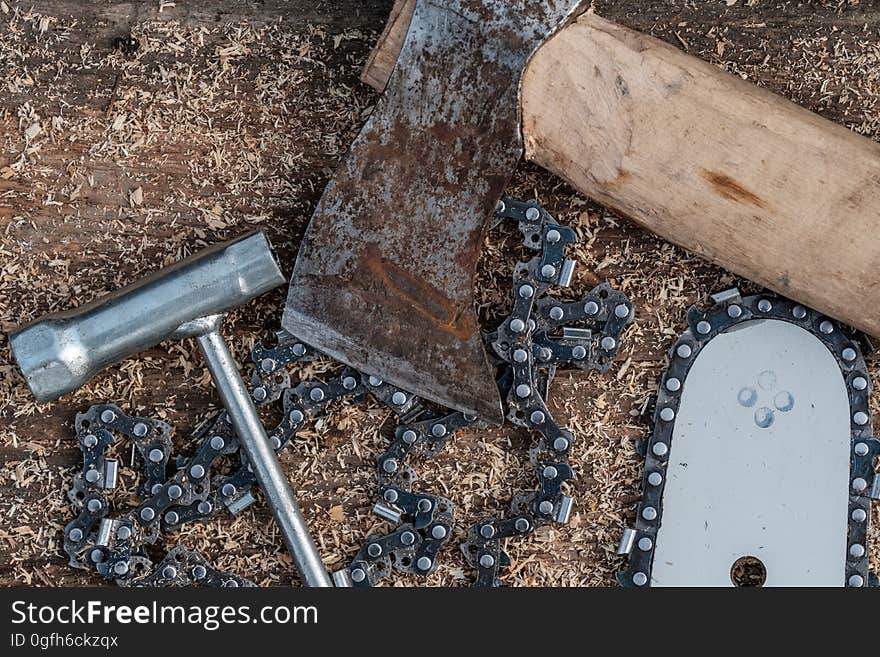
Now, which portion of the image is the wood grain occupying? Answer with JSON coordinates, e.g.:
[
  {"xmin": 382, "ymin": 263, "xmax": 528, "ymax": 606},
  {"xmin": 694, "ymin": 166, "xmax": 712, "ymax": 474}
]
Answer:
[{"xmin": 363, "ymin": 1, "xmax": 880, "ymax": 338}]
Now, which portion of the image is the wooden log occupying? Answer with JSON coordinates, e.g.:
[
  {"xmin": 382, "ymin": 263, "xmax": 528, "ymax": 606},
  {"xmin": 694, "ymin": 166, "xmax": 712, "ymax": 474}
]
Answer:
[{"xmin": 363, "ymin": 1, "xmax": 880, "ymax": 338}]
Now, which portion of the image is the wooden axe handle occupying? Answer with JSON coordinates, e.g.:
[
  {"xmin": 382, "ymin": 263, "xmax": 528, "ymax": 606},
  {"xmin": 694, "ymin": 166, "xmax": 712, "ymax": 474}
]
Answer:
[{"xmin": 363, "ymin": 1, "xmax": 880, "ymax": 338}]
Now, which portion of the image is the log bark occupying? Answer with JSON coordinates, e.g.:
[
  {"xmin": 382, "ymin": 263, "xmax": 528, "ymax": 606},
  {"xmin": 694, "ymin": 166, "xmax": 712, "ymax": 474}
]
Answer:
[{"xmin": 363, "ymin": 1, "xmax": 880, "ymax": 338}]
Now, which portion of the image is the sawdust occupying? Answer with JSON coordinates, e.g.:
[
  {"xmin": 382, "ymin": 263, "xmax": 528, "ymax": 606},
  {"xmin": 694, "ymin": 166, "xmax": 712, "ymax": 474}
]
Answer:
[{"xmin": 0, "ymin": 0, "xmax": 878, "ymax": 587}]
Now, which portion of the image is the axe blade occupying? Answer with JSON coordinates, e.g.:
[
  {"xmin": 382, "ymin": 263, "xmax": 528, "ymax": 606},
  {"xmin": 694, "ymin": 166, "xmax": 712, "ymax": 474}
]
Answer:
[{"xmin": 282, "ymin": 0, "xmax": 583, "ymax": 423}]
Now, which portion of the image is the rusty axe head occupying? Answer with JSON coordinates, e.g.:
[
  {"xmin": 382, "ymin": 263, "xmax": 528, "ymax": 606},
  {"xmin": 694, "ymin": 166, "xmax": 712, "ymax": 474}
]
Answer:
[{"xmin": 282, "ymin": 0, "xmax": 583, "ymax": 422}]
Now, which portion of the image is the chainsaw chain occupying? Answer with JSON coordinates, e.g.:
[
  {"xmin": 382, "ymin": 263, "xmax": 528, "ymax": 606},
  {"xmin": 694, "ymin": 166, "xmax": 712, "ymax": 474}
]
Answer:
[
  {"xmin": 616, "ymin": 289, "xmax": 880, "ymax": 588},
  {"xmin": 63, "ymin": 405, "xmax": 253, "ymax": 586},
  {"xmin": 460, "ymin": 198, "xmax": 633, "ymax": 586},
  {"xmin": 333, "ymin": 197, "xmax": 633, "ymax": 586},
  {"xmin": 63, "ymin": 197, "xmax": 631, "ymax": 587},
  {"xmin": 62, "ymin": 340, "xmax": 387, "ymax": 586}
]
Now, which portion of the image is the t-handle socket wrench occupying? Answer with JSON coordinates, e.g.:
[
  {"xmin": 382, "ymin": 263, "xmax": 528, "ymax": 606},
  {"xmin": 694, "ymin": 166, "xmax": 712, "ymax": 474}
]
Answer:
[{"xmin": 9, "ymin": 231, "xmax": 332, "ymax": 587}]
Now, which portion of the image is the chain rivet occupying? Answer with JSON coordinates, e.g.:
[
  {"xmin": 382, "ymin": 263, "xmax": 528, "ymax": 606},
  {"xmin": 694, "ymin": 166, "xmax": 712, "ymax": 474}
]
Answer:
[{"xmin": 553, "ymin": 437, "xmax": 569, "ymax": 452}]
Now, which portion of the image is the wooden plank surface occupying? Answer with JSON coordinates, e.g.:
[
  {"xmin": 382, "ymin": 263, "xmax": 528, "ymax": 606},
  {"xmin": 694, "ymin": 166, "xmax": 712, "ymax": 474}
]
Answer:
[{"xmin": 0, "ymin": 0, "xmax": 878, "ymax": 586}]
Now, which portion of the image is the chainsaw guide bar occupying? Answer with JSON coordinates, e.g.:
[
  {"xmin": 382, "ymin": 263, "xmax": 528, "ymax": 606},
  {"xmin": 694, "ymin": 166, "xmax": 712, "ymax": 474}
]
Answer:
[{"xmin": 618, "ymin": 289, "xmax": 879, "ymax": 587}]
